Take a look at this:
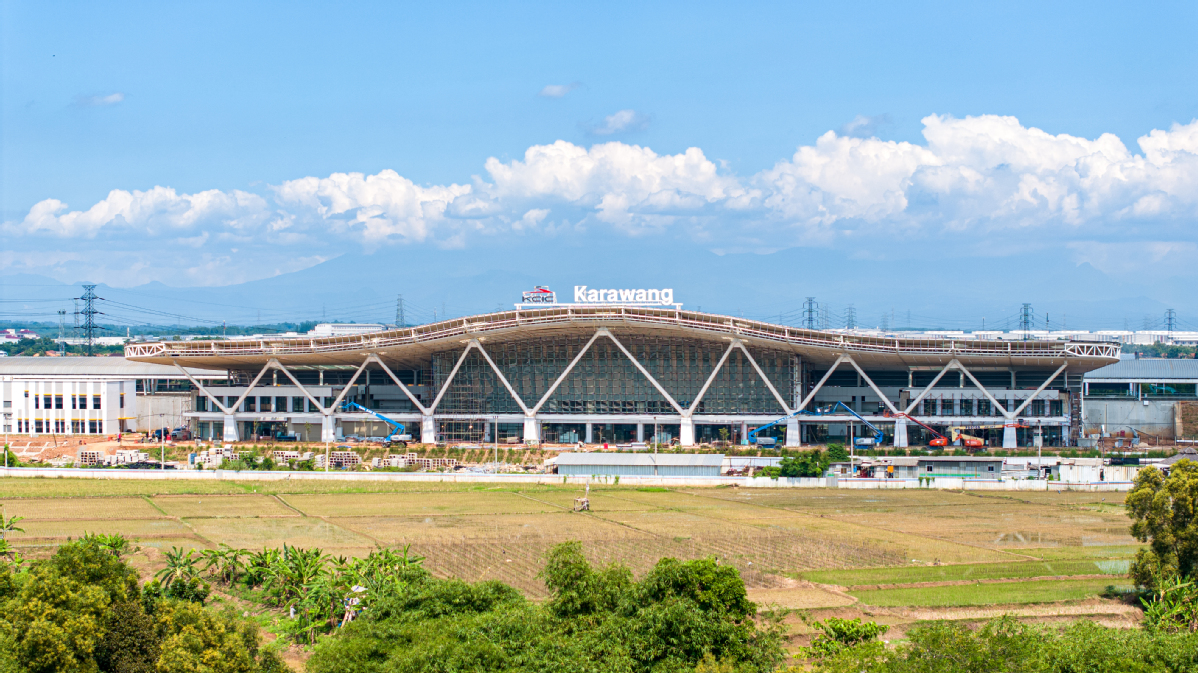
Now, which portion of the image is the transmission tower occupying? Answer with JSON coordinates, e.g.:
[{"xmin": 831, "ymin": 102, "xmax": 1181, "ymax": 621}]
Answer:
[
  {"xmin": 79, "ymin": 284, "xmax": 98, "ymax": 356},
  {"xmin": 802, "ymin": 297, "xmax": 817, "ymax": 330},
  {"xmin": 844, "ymin": 305, "xmax": 857, "ymax": 330},
  {"xmin": 396, "ymin": 294, "xmax": 406, "ymax": 328},
  {"xmin": 819, "ymin": 305, "xmax": 830, "ymax": 330},
  {"xmin": 1166, "ymin": 308, "xmax": 1177, "ymax": 334},
  {"xmin": 57, "ymin": 310, "xmax": 66, "ymax": 354},
  {"xmin": 1019, "ymin": 303, "xmax": 1033, "ymax": 339}
]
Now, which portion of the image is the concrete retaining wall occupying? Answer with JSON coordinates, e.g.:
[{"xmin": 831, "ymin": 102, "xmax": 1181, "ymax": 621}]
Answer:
[{"xmin": 0, "ymin": 468, "xmax": 1133, "ymax": 491}]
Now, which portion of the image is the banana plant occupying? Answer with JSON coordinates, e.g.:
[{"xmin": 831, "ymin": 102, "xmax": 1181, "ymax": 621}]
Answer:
[{"xmin": 155, "ymin": 546, "xmax": 199, "ymax": 585}]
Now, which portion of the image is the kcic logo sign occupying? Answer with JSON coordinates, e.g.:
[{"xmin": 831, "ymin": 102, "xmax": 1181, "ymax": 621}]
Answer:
[{"xmin": 521, "ymin": 286, "xmax": 557, "ymax": 303}]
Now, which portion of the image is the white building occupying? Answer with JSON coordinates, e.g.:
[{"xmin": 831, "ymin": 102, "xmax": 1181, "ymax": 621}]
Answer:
[{"xmin": 0, "ymin": 357, "xmax": 225, "ymax": 437}]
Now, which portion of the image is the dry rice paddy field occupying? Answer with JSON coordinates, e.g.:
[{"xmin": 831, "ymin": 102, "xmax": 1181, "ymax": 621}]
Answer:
[{"xmin": 0, "ymin": 478, "xmax": 1145, "ymax": 641}]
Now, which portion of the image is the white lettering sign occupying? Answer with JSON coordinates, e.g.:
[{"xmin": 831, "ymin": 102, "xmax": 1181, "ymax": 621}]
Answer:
[{"xmin": 573, "ymin": 286, "xmax": 675, "ymax": 305}]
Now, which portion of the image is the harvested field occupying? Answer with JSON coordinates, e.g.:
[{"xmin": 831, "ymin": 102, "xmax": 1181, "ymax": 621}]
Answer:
[
  {"xmin": 187, "ymin": 517, "xmax": 376, "ymax": 551},
  {"xmin": 282, "ymin": 491, "xmax": 556, "ymax": 517},
  {"xmin": 1, "ymin": 496, "xmax": 163, "ymax": 520},
  {"xmin": 0, "ymin": 478, "xmax": 249, "ymax": 498},
  {"xmin": 151, "ymin": 494, "xmax": 299, "ymax": 518},
  {"xmin": 17, "ymin": 518, "xmax": 193, "ymax": 542}
]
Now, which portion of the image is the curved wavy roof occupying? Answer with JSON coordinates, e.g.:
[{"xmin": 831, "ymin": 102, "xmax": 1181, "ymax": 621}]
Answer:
[{"xmin": 124, "ymin": 305, "xmax": 1119, "ymax": 372}]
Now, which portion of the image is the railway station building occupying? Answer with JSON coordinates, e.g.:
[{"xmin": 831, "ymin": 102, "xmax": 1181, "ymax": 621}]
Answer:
[{"xmin": 125, "ymin": 291, "xmax": 1119, "ymax": 449}]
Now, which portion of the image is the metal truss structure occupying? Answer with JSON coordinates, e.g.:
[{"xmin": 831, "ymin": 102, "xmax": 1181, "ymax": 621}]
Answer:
[{"xmin": 129, "ymin": 306, "xmax": 1120, "ymax": 448}]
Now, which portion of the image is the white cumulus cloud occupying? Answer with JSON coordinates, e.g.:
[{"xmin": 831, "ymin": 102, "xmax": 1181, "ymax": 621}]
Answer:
[
  {"xmin": 16, "ymin": 187, "xmax": 269, "ymax": 237},
  {"xmin": 538, "ymin": 83, "xmax": 579, "ymax": 98},
  {"xmin": 273, "ymin": 170, "xmax": 471, "ymax": 242},
  {"xmin": 10, "ymin": 113, "xmax": 1198, "ymax": 285},
  {"xmin": 586, "ymin": 109, "xmax": 650, "ymax": 136},
  {"xmin": 75, "ymin": 92, "xmax": 125, "ymax": 107}
]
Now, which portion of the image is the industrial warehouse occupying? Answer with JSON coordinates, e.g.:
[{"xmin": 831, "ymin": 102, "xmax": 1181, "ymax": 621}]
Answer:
[{"xmin": 120, "ymin": 288, "xmax": 1124, "ymax": 449}]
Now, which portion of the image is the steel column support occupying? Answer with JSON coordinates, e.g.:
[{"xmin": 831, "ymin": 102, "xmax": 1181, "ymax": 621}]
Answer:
[
  {"xmin": 734, "ymin": 341, "xmax": 792, "ymax": 414},
  {"xmin": 601, "ymin": 329, "xmax": 685, "ymax": 415},
  {"xmin": 1011, "ymin": 363, "xmax": 1068, "ymax": 417},
  {"xmin": 471, "ymin": 339, "xmax": 531, "ymax": 414},
  {"xmin": 422, "ymin": 415, "xmax": 437, "ymax": 444},
  {"xmin": 320, "ymin": 357, "xmax": 373, "ymax": 442},
  {"xmin": 172, "ymin": 363, "xmax": 233, "ymax": 415},
  {"xmin": 904, "ymin": 360, "xmax": 958, "ymax": 414},
  {"xmin": 268, "ymin": 359, "xmax": 328, "ymax": 414},
  {"xmin": 796, "ymin": 354, "xmax": 849, "ymax": 412},
  {"xmin": 680, "ymin": 417, "xmax": 695, "ymax": 446},
  {"xmin": 687, "ymin": 340, "xmax": 738, "ymax": 414},
  {"xmin": 785, "ymin": 417, "xmax": 801, "ymax": 447},
  {"xmin": 231, "ymin": 363, "xmax": 273, "ymax": 414},
  {"xmin": 522, "ymin": 416, "xmax": 540, "ymax": 444},
  {"xmin": 368, "ymin": 355, "xmax": 430, "ymax": 414},
  {"xmin": 427, "ymin": 343, "xmax": 476, "ymax": 413},
  {"xmin": 531, "ymin": 329, "xmax": 605, "ymax": 413},
  {"xmin": 957, "ymin": 363, "xmax": 1018, "ymax": 421},
  {"xmin": 844, "ymin": 357, "xmax": 899, "ymax": 415}
]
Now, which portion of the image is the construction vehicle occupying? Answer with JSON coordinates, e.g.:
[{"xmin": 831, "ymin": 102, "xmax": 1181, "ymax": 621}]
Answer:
[
  {"xmin": 748, "ymin": 401, "xmax": 886, "ymax": 448},
  {"xmin": 885, "ymin": 412, "xmax": 950, "ymax": 447},
  {"xmin": 822, "ymin": 402, "xmax": 886, "ymax": 447},
  {"xmin": 742, "ymin": 402, "xmax": 889, "ymax": 447},
  {"xmin": 746, "ymin": 414, "xmax": 792, "ymax": 446},
  {"xmin": 947, "ymin": 427, "xmax": 986, "ymax": 449},
  {"xmin": 339, "ymin": 401, "xmax": 412, "ymax": 447}
]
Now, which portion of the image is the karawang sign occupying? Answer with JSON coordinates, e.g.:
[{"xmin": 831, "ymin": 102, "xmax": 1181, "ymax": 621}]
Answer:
[
  {"xmin": 518, "ymin": 286, "xmax": 678, "ymax": 306},
  {"xmin": 573, "ymin": 286, "xmax": 675, "ymax": 305}
]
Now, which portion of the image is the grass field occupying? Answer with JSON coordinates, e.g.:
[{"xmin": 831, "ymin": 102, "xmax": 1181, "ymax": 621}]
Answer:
[
  {"xmin": 802, "ymin": 558, "xmax": 1132, "ymax": 587},
  {"xmin": 849, "ymin": 578, "xmax": 1126, "ymax": 607},
  {"xmin": 0, "ymin": 477, "xmax": 1143, "ymax": 612}
]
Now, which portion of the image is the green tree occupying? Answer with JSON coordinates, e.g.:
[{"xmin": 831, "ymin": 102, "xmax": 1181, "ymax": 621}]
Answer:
[
  {"xmin": 540, "ymin": 540, "xmax": 631, "ymax": 621},
  {"xmin": 1127, "ymin": 461, "xmax": 1198, "ymax": 589},
  {"xmin": 94, "ymin": 600, "xmax": 160, "ymax": 673},
  {"xmin": 779, "ymin": 450, "xmax": 830, "ymax": 477},
  {"xmin": 3, "ymin": 538, "xmax": 142, "ymax": 672},
  {"xmin": 154, "ymin": 602, "xmax": 257, "ymax": 673}
]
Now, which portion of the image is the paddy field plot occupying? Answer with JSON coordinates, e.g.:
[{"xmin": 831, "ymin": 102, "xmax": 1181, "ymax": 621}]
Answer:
[{"xmin": 150, "ymin": 494, "xmax": 299, "ymax": 518}]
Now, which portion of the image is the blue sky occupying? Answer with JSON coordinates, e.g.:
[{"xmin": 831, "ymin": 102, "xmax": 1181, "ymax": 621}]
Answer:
[{"xmin": 3, "ymin": 0, "xmax": 1197, "ymax": 289}]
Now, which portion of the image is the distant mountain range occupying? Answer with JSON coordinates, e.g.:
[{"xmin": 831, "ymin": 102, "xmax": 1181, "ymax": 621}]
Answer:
[{"xmin": 2, "ymin": 240, "xmax": 1192, "ymax": 332}]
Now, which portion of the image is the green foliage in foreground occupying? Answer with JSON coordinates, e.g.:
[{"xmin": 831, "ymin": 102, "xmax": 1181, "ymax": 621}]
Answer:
[
  {"xmin": 812, "ymin": 616, "xmax": 1198, "ymax": 673},
  {"xmin": 307, "ymin": 541, "xmax": 785, "ymax": 673},
  {"xmin": 0, "ymin": 536, "xmax": 284, "ymax": 673},
  {"xmin": 1128, "ymin": 461, "xmax": 1198, "ymax": 590}
]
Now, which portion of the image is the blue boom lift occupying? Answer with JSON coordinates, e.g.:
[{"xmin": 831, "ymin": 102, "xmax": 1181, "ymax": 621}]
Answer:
[
  {"xmin": 340, "ymin": 401, "xmax": 412, "ymax": 447},
  {"xmin": 748, "ymin": 401, "xmax": 885, "ymax": 447}
]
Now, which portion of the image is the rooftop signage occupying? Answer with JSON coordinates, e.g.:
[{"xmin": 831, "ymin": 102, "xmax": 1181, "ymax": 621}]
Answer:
[
  {"xmin": 574, "ymin": 286, "xmax": 675, "ymax": 305},
  {"xmin": 521, "ymin": 286, "xmax": 557, "ymax": 303},
  {"xmin": 517, "ymin": 285, "xmax": 679, "ymax": 307}
]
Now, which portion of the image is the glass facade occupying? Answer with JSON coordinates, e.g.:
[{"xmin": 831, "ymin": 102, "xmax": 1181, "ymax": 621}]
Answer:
[{"xmin": 430, "ymin": 333, "xmax": 794, "ymax": 415}]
